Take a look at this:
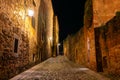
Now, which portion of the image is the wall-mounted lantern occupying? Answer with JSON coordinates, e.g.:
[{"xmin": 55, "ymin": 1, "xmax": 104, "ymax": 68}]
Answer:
[
  {"xmin": 49, "ymin": 37, "xmax": 52, "ymax": 41},
  {"xmin": 28, "ymin": 9, "xmax": 34, "ymax": 17},
  {"xmin": 58, "ymin": 43, "xmax": 60, "ymax": 46},
  {"xmin": 49, "ymin": 37, "xmax": 53, "ymax": 46}
]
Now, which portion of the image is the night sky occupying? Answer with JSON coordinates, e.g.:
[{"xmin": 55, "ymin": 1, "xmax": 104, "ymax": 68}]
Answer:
[{"xmin": 52, "ymin": 0, "xmax": 86, "ymax": 42}]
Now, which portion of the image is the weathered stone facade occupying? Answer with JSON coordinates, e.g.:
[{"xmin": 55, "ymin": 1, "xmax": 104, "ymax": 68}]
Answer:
[
  {"xmin": 95, "ymin": 12, "xmax": 120, "ymax": 74},
  {"xmin": 64, "ymin": 0, "xmax": 96, "ymax": 71},
  {"xmin": 64, "ymin": 28, "xmax": 86, "ymax": 65},
  {"xmin": 63, "ymin": 0, "xmax": 120, "ymax": 74},
  {"xmin": 0, "ymin": 0, "xmax": 54, "ymax": 79},
  {"xmin": 91, "ymin": 0, "xmax": 120, "ymax": 72},
  {"xmin": 93, "ymin": 0, "xmax": 120, "ymax": 27},
  {"xmin": 53, "ymin": 15, "xmax": 59, "ymax": 57},
  {"xmin": 38, "ymin": 0, "xmax": 54, "ymax": 61},
  {"xmin": 84, "ymin": 0, "xmax": 97, "ymax": 71}
]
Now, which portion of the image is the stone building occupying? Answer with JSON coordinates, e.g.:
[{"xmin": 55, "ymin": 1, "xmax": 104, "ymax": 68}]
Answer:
[
  {"xmin": 95, "ymin": 12, "xmax": 120, "ymax": 74},
  {"xmin": 0, "ymin": 0, "xmax": 55, "ymax": 79},
  {"xmin": 53, "ymin": 15, "xmax": 59, "ymax": 57},
  {"xmin": 63, "ymin": 0, "xmax": 120, "ymax": 74},
  {"xmin": 64, "ymin": 28, "xmax": 86, "ymax": 63}
]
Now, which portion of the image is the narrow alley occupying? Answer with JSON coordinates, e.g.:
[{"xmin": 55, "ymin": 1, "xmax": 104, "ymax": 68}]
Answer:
[
  {"xmin": 1, "ymin": 0, "xmax": 120, "ymax": 79},
  {"xmin": 10, "ymin": 56, "xmax": 109, "ymax": 80}
]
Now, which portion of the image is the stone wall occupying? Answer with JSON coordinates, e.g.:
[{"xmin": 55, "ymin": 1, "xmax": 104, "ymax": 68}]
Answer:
[
  {"xmin": 38, "ymin": 0, "xmax": 54, "ymax": 61},
  {"xmin": 93, "ymin": 0, "xmax": 120, "ymax": 27},
  {"xmin": 95, "ymin": 12, "xmax": 120, "ymax": 74},
  {"xmin": 63, "ymin": 36, "xmax": 70, "ymax": 59},
  {"xmin": 53, "ymin": 15, "xmax": 59, "ymax": 57},
  {"xmin": 42, "ymin": 0, "xmax": 54, "ymax": 58},
  {"xmin": 63, "ymin": 0, "xmax": 97, "ymax": 71},
  {"xmin": 84, "ymin": 0, "xmax": 96, "ymax": 70},
  {"xmin": 63, "ymin": 0, "xmax": 120, "ymax": 73},
  {"xmin": 92, "ymin": 0, "xmax": 120, "ymax": 73},
  {"xmin": 0, "ymin": 0, "xmax": 54, "ymax": 79},
  {"xmin": 63, "ymin": 28, "xmax": 87, "ymax": 65},
  {"xmin": 83, "ymin": 0, "xmax": 120, "ymax": 71}
]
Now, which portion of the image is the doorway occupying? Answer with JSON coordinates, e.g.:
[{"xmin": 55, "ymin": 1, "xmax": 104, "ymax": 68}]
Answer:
[{"xmin": 95, "ymin": 28, "xmax": 103, "ymax": 72}]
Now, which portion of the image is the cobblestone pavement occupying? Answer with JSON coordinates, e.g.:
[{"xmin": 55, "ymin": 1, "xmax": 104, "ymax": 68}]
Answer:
[{"xmin": 10, "ymin": 56, "xmax": 110, "ymax": 80}]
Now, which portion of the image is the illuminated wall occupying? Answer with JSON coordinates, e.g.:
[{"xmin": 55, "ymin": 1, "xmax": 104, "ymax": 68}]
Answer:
[
  {"xmin": 95, "ymin": 12, "xmax": 120, "ymax": 74},
  {"xmin": 0, "ymin": 0, "xmax": 54, "ymax": 79},
  {"xmin": 53, "ymin": 15, "xmax": 59, "ymax": 57},
  {"xmin": 63, "ymin": 0, "xmax": 120, "ymax": 73},
  {"xmin": 93, "ymin": 0, "xmax": 120, "ymax": 27},
  {"xmin": 38, "ymin": 0, "xmax": 54, "ymax": 60},
  {"xmin": 84, "ymin": 0, "xmax": 120, "ymax": 71},
  {"xmin": 64, "ymin": 28, "xmax": 86, "ymax": 65}
]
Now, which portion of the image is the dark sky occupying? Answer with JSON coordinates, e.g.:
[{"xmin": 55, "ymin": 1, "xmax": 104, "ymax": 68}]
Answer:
[{"xmin": 52, "ymin": 0, "xmax": 86, "ymax": 42}]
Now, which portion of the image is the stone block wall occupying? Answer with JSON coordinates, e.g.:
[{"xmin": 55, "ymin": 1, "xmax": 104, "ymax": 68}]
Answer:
[
  {"xmin": 53, "ymin": 15, "xmax": 59, "ymax": 57},
  {"xmin": 84, "ymin": 0, "xmax": 96, "ymax": 71},
  {"xmin": 95, "ymin": 13, "xmax": 120, "ymax": 74},
  {"xmin": 38, "ymin": 0, "xmax": 54, "ymax": 61},
  {"xmin": 63, "ymin": 36, "xmax": 70, "ymax": 59},
  {"xmin": 93, "ymin": 0, "xmax": 120, "ymax": 27},
  {"xmin": 63, "ymin": 28, "xmax": 96, "ymax": 71},
  {"xmin": 0, "ymin": 0, "xmax": 31, "ymax": 79},
  {"xmin": 63, "ymin": 28, "xmax": 87, "ymax": 65},
  {"xmin": 0, "ymin": 0, "xmax": 54, "ymax": 79},
  {"xmin": 42, "ymin": 0, "xmax": 54, "ymax": 58},
  {"xmin": 63, "ymin": 0, "xmax": 120, "ymax": 74},
  {"xmin": 64, "ymin": 0, "xmax": 97, "ymax": 71}
]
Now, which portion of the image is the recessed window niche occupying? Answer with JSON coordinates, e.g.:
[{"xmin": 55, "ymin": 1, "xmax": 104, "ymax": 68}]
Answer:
[{"xmin": 14, "ymin": 38, "xmax": 19, "ymax": 53}]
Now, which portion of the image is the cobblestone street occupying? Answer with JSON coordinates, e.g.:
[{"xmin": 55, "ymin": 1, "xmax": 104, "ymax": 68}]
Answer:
[{"xmin": 10, "ymin": 56, "xmax": 110, "ymax": 80}]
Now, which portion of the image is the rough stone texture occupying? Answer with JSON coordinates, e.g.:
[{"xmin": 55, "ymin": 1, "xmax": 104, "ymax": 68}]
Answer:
[
  {"xmin": 0, "ymin": 1, "xmax": 30, "ymax": 79},
  {"xmin": 63, "ymin": 0, "xmax": 120, "ymax": 75},
  {"xmin": 64, "ymin": 0, "xmax": 96, "ymax": 71},
  {"xmin": 84, "ymin": 0, "xmax": 96, "ymax": 71},
  {"xmin": 63, "ymin": 35, "xmax": 70, "ymax": 60},
  {"xmin": 37, "ymin": 0, "xmax": 54, "ymax": 61},
  {"xmin": 43, "ymin": 0, "xmax": 54, "ymax": 58},
  {"xmin": 93, "ymin": 0, "xmax": 120, "ymax": 27},
  {"xmin": 64, "ymin": 28, "xmax": 87, "ymax": 66},
  {"xmin": 53, "ymin": 15, "xmax": 59, "ymax": 57},
  {"xmin": 95, "ymin": 13, "xmax": 120, "ymax": 74},
  {"xmin": 93, "ymin": 0, "xmax": 120, "ymax": 74},
  {"xmin": 0, "ymin": 0, "xmax": 54, "ymax": 79}
]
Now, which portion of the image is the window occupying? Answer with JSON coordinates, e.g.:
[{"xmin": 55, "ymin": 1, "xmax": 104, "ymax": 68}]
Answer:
[{"xmin": 14, "ymin": 38, "xmax": 18, "ymax": 53}]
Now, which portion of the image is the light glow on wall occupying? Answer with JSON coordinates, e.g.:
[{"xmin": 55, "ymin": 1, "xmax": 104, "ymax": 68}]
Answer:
[
  {"xmin": 58, "ymin": 43, "xmax": 60, "ymax": 46},
  {"xmin": 49, "ymin": 37, "xmax": 52, "ymax": 41},
  {"xmin": 49, "ymin": 37, "xmax": 53, "ymax": 46},
  {"xmin": 28, "ymin": 9, "xmax": 34, "ymax": 16}
]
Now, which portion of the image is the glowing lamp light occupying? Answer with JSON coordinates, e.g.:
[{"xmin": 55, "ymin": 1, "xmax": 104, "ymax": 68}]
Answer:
[
  {"xmin": 28, "ymin": 9, "xmax": 34, "ymax": 16},
  {"xmin": 49, "ymin": 37, "xmax": 52, "ymax": 41},
  {"xmin": 58, "ymin": 43, "xmax": 60, "ymax": 46}
]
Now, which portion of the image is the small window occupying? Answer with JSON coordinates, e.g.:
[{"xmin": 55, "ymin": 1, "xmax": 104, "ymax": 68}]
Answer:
[{"xmin": 14, "ymin": 38, "xmax": 18, "ymax": 53}]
